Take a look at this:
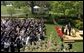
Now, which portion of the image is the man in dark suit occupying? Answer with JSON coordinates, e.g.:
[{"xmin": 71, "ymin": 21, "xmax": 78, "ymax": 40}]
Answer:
[
  {"xmin": 68, "ymin": 43, "xmax": 72, "ymax": 50},
  {"xmin": 68, "ymin": 22, "xmax": 71, "ymax": 36},
  {"xmin": 10, "ymin": 42, "xmax": 15, "ymax": 52}
]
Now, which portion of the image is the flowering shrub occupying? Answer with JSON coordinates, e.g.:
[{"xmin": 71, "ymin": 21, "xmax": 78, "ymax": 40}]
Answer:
[
  {"xmin": 55, "ymin": 26, "xmax": 63, "ymax": 38},
  {"xmin": 73, "ymin": 20, "xmax": 83, "ymax": 30},
  {"xmin": 20, "ymin": 40, "xmax": 75, "ymax": 52}
]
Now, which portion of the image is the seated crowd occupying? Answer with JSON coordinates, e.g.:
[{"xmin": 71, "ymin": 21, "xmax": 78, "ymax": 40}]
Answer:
[{"xmin": 1, "ymin": 18, "xmax": 46, "ymax": 52}]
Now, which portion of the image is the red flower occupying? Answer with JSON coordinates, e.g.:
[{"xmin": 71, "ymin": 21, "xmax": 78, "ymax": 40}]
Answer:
[{"xmin": 55, "ymin": 26, "xmax": 63, "ymax": 38}]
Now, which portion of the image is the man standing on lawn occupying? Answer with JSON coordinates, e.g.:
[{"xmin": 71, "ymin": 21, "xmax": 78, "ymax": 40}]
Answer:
[{"xmin": 67, "ymin": 22, "xmax": 71, "ymax": 36}]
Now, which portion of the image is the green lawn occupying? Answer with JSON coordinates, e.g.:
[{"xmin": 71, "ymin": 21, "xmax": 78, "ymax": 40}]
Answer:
[
  {"xmin": 1, "ymin": 5, "xmax": 23, "ymax": 15},
  {"xmin": 45, "ymin": 23, "xmax": 83, "ymax": 52},
  {"xmin": 1, "ymin": 5, "xmax": 83, "ymax": 52},
  {"xmin": 22, "ymin": 23, "xmax": 83, "ymax": 52},
  {"xmin": 72, "ymin": 41, "xmax": 83, "ymax": 52},
  {"xmin": 45, "ymin": 24, "xmax": 62, "ymax": 44},
  {"xmin": 1, "ymin": 5, "xmax": 8, "ymax": 14}
]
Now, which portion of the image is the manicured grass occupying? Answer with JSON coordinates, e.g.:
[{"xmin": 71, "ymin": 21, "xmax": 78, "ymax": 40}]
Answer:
[
  {"xmin": 1, "ymin": 5, "xmax": 83, "ymax": 52},
  {"xmin": 45, "ymin": 23, "xmax": 83, "ymax": 52},
  {"xmin": 72, "ymin": 41, "xmax": 83, "ymax": 52},
  {"xmin": 20, "ymin": 21, "xmax": 83, "ymax": 52},
  {"xmin": 1, "ymin": 5, "xmax": 23, "ymax": 15},
  {"xmin": 45, "ymin": 24, "xmax": 62, "ymax": 44},
  {"xmin": 1, "ymin": 5, "xmax": 8, "ymax": 14}
]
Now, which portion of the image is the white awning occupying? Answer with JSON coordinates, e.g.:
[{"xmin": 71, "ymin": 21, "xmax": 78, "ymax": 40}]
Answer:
[{"xmin": 33, "ymin": 6, "xmax": 40, "ymax": 9}]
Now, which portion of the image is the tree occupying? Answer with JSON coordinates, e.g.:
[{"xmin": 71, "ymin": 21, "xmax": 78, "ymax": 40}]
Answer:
[
  {"xmin": 7, "ymin": 6, "xmax": 15, "ymax": 18},
  {"xmin": 12, "ymin": 1, "xmax": 33, "ymax": 18},
  {"xmin": 21, "ymin": 6, "xmax": 31, "ymax": 18},
  {"xmin": 12, "ymin": 1, "xmax": 29, "ymax": 9},
  {"xmin": 1, "ymin": 1, "xmax": 6, "ymax": 5},
  {"xmin": 12, "ymin": 1, "xmax": 50, "ymax": 18},
  {"xmin": 49, "ymin": 1, "xmax": 83, "ymax": 24},
  {"xmin": 73, "ymin": 1, "xmax": 83, "ymax": 18},
  {"xmin": 33, "ymin": 1, "xmax": 50, "ymax": 18},
  {"xmin": 49, "ymin": 1, "xmax": 63, "ymax": 24}
]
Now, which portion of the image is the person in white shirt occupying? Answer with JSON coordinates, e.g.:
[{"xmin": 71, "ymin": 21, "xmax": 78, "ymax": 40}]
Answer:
[
  {"xmin": 64, "ymin": 25, "xmax": 68, "ymax": 35},
  {"xmin": 4, "ymin": 40, "xmax": 10, "ymax": 52}
]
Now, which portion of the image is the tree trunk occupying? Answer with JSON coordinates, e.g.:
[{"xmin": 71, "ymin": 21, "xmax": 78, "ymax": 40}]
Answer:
[
  {"xmin": 52, "ymin": 18, "xmax": 56, "ymax": 24},
  {"xmin": 31, "ymin": 1, "xmax": 34, "ymax": 14},
  {"xmin": 2, "ymin": 1, "xmax": 6, "ymax": 6},
  {"xmin": 26, "ymin": 14, "xmax": 28, "ymax": 18},
  {"xmin": 78, "ymin": 14, "xmax": 81, "ymax": 19},
  {"xmin": 50, "ymin": 14, "xmax": 57, "ymax": 24},
  {"xmin": 10, "ymin": 14, "xmax": 12, "ymax": 18}
]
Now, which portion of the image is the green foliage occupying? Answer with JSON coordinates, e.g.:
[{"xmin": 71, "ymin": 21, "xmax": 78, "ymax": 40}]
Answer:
[
  {"xmin": 2, "ymin": 1, "xmax": 83, "ymax": 18},
  {"xmin": 12, "ymin": 1, "xmax": 29, "ymax": 9},
  {"xmin": 21, "ymin": 6, "xmax": 31, "ymax": 17},
  {"xmin": 7, "ymin": 6, "xmax": 15, "ymax": 16},
  {"xmin": 1, "ymin": 5, "xmax": 8, "ymax": 14},
  {"xmin": 22, "ymin": 6, "xmax": 30, "ymax": 14},
  {"xmin": 74, "ymin": 20, "xmax": 83, "ymax": 30},
  {"xmin": 73, "ymin": 1, "xmax": 83, "ymax": 15},
  {"xmin": 49, "ymin": 1, "xmax": 83, "ymax": 18}
]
